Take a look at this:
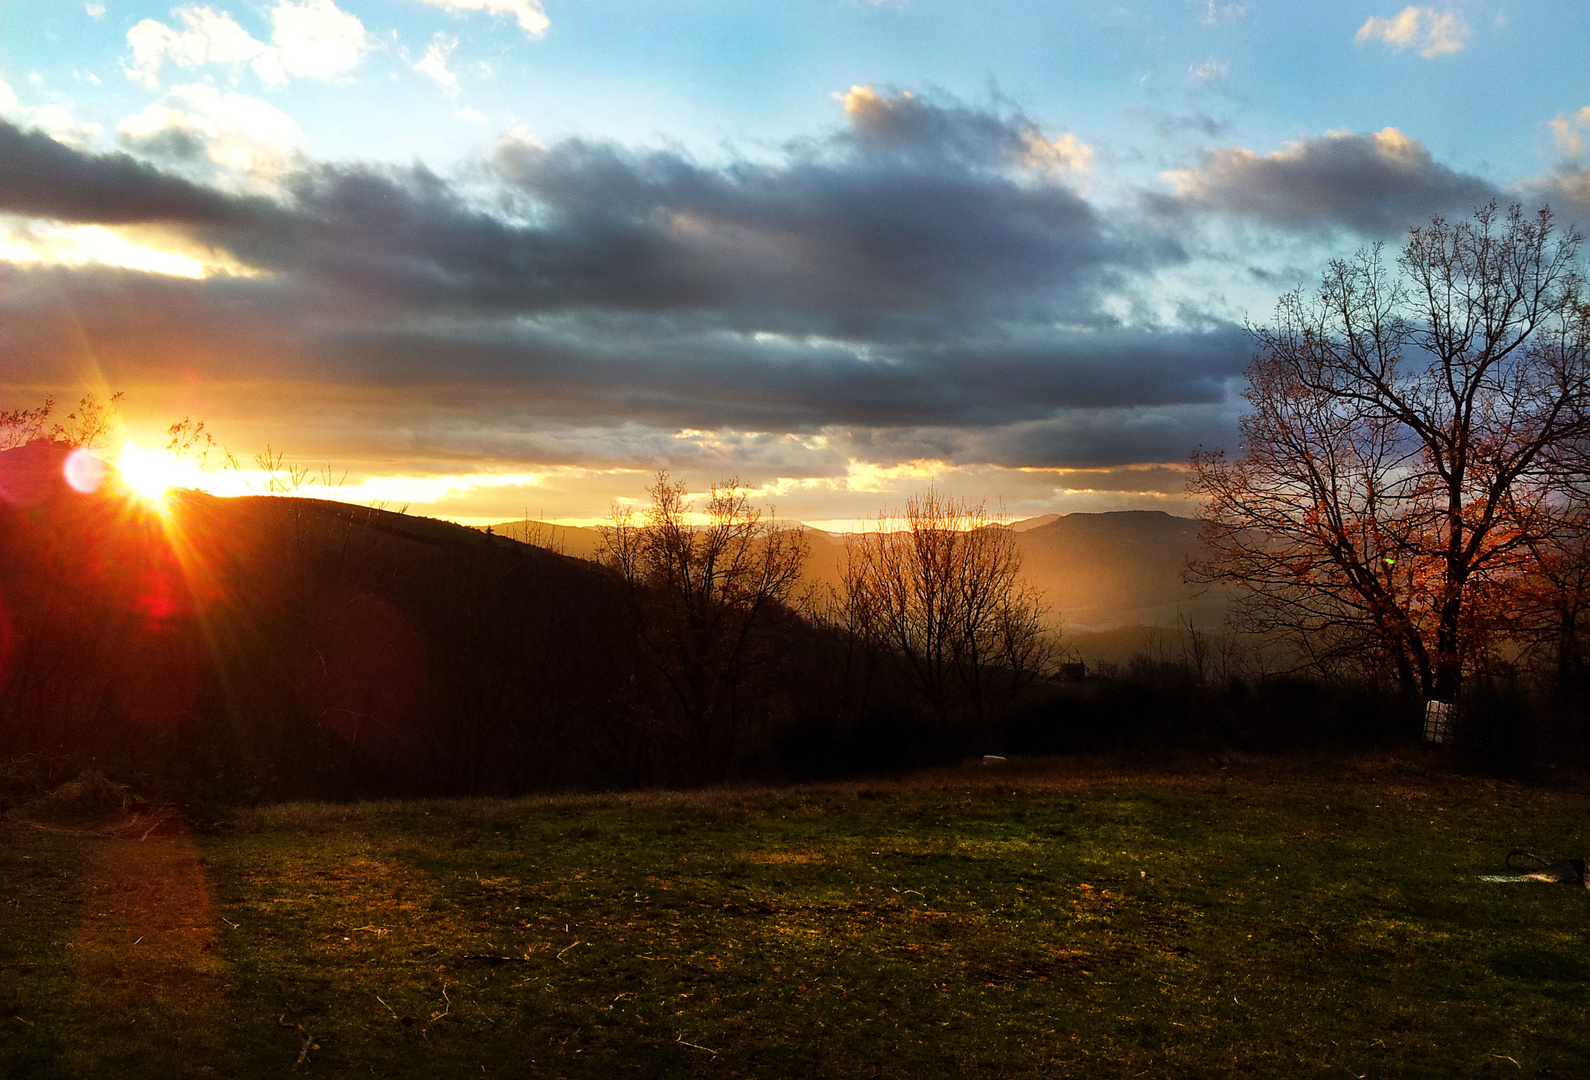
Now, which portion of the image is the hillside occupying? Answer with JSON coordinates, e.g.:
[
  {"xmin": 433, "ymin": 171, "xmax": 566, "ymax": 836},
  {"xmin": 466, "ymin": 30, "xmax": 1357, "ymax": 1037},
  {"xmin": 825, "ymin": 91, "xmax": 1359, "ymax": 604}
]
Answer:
[
  {"xmin": 0, "ymin": 450, "xmax": 647, "ymax": 798},
  {"xmin": 3, "ymin": 445, "xmax": 913, "ymax": 796}
]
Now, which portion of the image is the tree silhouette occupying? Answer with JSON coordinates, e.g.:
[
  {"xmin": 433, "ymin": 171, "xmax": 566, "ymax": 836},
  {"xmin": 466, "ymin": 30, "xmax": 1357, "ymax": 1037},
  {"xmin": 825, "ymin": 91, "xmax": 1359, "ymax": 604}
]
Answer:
[
  {"xmin": 599, "ymin": 473, "xmax": 808, "ymax": 781},
  {"xmin": 834, "ymin": 490, "xmax": 1055, "ymax": 735}
]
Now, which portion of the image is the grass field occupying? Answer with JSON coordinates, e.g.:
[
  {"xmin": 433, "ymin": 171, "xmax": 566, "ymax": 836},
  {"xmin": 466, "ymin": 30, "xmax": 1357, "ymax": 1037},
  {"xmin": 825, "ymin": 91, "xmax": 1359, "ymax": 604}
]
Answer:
[{"xmin": 3, "ymin": 753, "xmax": 1589, "ymax": 1078}]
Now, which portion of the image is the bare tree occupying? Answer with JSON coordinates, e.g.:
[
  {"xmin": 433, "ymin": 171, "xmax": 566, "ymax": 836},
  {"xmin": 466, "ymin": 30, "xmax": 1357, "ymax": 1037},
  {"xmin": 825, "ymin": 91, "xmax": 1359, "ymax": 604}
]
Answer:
[
  {"xmin": 1, "ymin": 391, "xmax": 122, "ymax": 451},
  {"xmin": 835, "ymin": 490, "xmax": 1057, "ymax": 733},
  {"xmin": 60, "ymin": 392, "xmax": 123, "ymax": 449},
  {"xmin": 0, "ymin": 398, "xmax": 57, "ymax": 451},
  {"xmin": 1191, "ymin": 204, "xmax": 1590, "ymax": 702},
  {"xmin": 598, "ymin": 473, "xmax": 808, "ymax": 782}
]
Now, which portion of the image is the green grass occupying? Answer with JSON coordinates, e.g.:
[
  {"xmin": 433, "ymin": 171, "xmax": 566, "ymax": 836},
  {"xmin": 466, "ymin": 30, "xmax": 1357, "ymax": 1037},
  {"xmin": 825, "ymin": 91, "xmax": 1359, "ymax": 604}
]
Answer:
[{"xmin": 4, "ymin": 754, "xmax": 1590, "ymax": 1077}]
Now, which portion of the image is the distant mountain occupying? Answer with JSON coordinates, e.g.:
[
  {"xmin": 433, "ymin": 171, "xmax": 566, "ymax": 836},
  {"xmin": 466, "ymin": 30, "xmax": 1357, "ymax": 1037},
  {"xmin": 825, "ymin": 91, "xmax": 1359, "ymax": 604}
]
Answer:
[
  {"xmin": 479, "ymin": 519, "xmax": 605, "ymax": 559},
  {"xmin": 483, "ymin": 509, "xmax": 1227, "ymax": 639},
  {"xmin": 1014, "ymin": 510, "xmax": 1227, "ymax": 634}
]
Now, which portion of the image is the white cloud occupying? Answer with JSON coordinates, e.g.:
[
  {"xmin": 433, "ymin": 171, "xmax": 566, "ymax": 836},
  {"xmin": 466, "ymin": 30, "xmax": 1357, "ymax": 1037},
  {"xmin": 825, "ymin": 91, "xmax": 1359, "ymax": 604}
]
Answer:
[
  {"xmin": 85, "ymin": 1, "xmax": 106, "ymax": 17},
  {"xmin": 1189, "ymin": 59, "xmax": 1229, "ymax": 82},
  {"xmin": 414, "ymin": 34, "xmax": 460, "ymax": 96},
  {"xmin": 124, "ymin": 1, "xmax": 369, "ymax": 89},
  {"xmin": 1019, "ymin": 130, "xmax": 1093, "ymax": 175},
  {"xmin": 418, "ymin": 0, "xmax": 550, "ymax": 37},
  {"xmin": 126, "ymin": 6, "xmax": 267, "ymax": 89},
  {"xmin": 0, "ymin": 73, "xmax": 102, "ymax": 143},
  {"xmin": 1549, "ymin": 106, "xmax": 1590, "ymax": 158},
  {"xmin": 119, "ymin": 84, "xmax": 304, "ymax": 184},
  {"xmin": 1355, "ymin": 7, "xmax": 1471, "ymax": 58},
  {"xmin": 260, "ymin": 0, "xmax": 370, "ymax": 84},
  {"xmin": 26, "ymin": 104, "xmax": 104, "ymax": 143},
  {"xmin": 457, "ymin": 106, "xmax": 488, "ymax": 124}
]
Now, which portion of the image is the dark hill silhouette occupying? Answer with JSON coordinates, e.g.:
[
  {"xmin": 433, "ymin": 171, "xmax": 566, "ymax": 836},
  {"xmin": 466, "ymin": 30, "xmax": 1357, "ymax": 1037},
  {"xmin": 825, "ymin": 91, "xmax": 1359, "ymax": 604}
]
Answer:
[
  {"xmin": 3, "ymin": 453, "xmax": 903, "ymax": 797},
  {"xmin": 0, "ymin": 461, "xmax": 650, "ymax": 799}
]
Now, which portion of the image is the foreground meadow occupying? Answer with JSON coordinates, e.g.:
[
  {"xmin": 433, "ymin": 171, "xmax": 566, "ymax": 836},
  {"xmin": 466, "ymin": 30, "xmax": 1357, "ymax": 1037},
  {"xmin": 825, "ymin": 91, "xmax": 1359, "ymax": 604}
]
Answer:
[{"xmin": 3, "ymin": 755, "xmax": 1588, "ymax": 1078}]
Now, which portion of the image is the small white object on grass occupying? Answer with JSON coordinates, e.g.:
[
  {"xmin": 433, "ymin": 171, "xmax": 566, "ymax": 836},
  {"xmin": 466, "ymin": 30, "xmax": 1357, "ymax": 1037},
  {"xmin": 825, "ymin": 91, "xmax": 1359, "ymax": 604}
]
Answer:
[{"xmin": 982, "ymin": 755, "xmax": 1007, "ymax": 765}]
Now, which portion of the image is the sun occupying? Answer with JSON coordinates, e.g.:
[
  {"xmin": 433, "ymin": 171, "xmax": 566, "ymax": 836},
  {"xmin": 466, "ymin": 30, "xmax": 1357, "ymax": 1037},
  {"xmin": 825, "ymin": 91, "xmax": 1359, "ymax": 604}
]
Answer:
[{"xmin": 115, "ymin": 439, "xmax": 186, "ymax": 507}]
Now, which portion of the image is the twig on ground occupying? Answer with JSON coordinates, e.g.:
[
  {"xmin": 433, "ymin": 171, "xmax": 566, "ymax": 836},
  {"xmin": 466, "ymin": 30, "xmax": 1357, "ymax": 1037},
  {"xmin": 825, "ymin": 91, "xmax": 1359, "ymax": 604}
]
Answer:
[
  {"xmin": 278, "ymin": 1015, "xmax": 318, "ymax": 1069},
  {"xmin": 676, "ymin": 1035, "xmax": 718, "ymax": 1055},
  {"xmin": 429, "ymin": 981, "xmax": 452, "ymax": 1023},
  {"xmin": 556, "ymin": 941, "xmax": 582, "ymax": 962}
]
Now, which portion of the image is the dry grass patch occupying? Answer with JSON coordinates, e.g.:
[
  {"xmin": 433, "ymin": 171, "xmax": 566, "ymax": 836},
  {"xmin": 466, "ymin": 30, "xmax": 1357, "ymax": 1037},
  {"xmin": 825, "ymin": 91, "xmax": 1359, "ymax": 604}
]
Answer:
[{"xmin": 3, "ymin": 753, "xmax": 1589, "ymax": 1077}]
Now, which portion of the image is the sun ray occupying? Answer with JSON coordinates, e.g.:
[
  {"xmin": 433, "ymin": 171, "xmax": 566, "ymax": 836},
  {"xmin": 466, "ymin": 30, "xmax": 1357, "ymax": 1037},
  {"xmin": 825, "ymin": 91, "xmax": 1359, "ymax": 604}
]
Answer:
[{"xmin": 114, "ymin": 438, "xmax": 205, "ymax": 509}]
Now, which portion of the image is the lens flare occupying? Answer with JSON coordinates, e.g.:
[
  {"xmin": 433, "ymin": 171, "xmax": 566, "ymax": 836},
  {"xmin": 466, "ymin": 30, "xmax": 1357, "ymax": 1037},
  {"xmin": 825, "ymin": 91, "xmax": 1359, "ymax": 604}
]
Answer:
[{"xmin": 63, "ymin": 448, "xmax": 108, "ymax": 494}]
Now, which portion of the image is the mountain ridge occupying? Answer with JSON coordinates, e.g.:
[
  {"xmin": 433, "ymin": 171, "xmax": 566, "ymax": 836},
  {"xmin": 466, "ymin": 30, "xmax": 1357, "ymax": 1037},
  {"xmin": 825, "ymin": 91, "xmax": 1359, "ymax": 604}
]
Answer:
[{"xmin": 477, "ymin": 508, "xmax": 1226, "ymax": 637}]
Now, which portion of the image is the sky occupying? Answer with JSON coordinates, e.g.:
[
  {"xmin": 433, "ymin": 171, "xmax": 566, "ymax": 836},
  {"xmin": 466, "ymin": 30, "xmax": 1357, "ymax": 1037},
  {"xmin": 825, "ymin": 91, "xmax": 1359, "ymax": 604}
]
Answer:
[{"xmin": 2, "ymin": 0, "xmax": 1588, "ymax": 527}]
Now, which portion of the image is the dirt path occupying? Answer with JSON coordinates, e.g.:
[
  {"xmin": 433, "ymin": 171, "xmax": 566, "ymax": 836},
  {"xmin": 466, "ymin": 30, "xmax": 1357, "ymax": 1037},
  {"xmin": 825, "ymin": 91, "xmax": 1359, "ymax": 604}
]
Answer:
[{"xmin": 70, "ymin": 825, "xmax": 236, "ymax": 1077}]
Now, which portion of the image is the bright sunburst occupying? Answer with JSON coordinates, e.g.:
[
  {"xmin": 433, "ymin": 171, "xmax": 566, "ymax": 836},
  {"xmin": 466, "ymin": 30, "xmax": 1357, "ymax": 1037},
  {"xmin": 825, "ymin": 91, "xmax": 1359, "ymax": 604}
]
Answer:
[{"xmin": 115, "ymin": 439, "xmax": 195, "ymax": 507}]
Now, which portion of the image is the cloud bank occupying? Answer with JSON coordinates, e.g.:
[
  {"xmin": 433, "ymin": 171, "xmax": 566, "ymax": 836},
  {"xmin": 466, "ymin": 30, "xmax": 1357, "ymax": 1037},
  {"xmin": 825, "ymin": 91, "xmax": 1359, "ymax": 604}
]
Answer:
[
  {"xmin": 125, "ymin": 0, "xmax": 371, "ymax": 89},
  {"xmin": 2, "ymin": 87, "xmax": 1556, "ymax": 518},
  {"xmin": 1157, "ymin": 127, "xmax": 1498, "ymax": 235}
]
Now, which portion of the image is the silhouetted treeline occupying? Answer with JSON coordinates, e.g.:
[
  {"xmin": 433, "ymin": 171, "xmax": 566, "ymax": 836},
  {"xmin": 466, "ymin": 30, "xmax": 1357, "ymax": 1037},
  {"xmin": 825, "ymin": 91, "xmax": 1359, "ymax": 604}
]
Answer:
[{"xmin": 2, "ymin": 441, "xmax": 1587, "ymax": 806}]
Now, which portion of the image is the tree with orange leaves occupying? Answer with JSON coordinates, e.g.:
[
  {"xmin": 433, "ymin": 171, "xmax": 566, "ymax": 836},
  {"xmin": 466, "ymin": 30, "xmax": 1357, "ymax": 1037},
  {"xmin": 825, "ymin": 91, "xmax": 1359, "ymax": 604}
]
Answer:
[{"xmin": 1191, "ymin": 204, "xmax": 1590, "ymax": 702}]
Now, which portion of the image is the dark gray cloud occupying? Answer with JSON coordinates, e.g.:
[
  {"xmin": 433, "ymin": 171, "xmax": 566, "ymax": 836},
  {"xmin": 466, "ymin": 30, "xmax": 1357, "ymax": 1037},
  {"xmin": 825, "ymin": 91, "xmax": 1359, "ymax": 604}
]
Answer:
[
  {"xmin": 0, "ymin": 118, "xmax": 271, "ymax": 227},
  {"xmin": 0, "ymin": 93, "xmax": 1237, "ymax": 472},
  {"xmin": 975, "ymin": 404, "xmax": 1241, "ymax": 468},
  {"xmin": 207, "ymin": 90, "xmax": 1162, "ymax": 340},
  {"xmin": 1154, "ymin": 128, "xmax": 1500, "ymax": 236},
  {"xmin": 0, "ymin": 266, "xmax": 1244, "ymax": 439}
]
